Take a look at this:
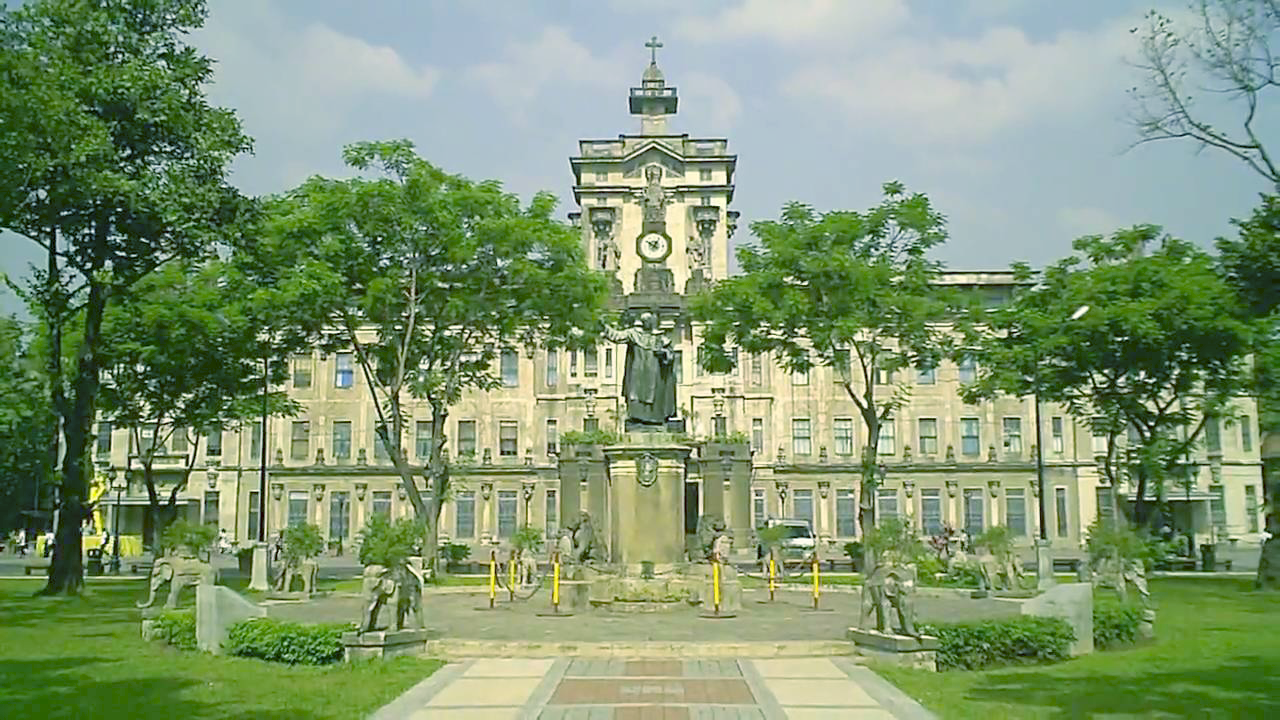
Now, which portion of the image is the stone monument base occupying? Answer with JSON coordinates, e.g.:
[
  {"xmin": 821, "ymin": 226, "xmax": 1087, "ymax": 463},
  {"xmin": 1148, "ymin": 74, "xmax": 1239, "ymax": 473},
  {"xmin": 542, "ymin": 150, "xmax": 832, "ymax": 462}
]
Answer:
[
  {"xmin": 341, "ymin": 628, "xmax": 435, "ymax": 662},
  {"xmin": 848, "ymin": 628, "xmax": 939, "ymax": 671}
]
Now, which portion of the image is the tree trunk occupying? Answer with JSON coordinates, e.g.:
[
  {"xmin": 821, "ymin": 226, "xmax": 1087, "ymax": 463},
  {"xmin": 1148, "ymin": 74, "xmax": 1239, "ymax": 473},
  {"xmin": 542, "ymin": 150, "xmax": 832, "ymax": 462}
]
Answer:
[{"xmin": 1258, "ymin": 430, "xmax": 1280, "ymax": 590}]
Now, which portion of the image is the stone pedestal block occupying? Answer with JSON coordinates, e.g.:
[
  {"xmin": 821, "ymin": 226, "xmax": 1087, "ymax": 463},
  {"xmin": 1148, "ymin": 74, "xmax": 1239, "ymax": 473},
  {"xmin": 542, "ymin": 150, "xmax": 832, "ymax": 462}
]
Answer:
[
  {"xmin": 1020, "ymin": 581, "xmax": 1093, "ymax": 655},
  {"xmin": 562, "ymin": 566, "xmax": 593, "ymax": 612},
  {"xmin": 1035, "ymin": 540, "xmax": 1056, "ymax": 591},
  {"xmin": 197, "ymin": 583, "xmax": 266, "ymax": 654},
  {"xmin": 249, "ymin": 543, "xmax": 271, "ymax": 592},
  {"xmin": 848, "ymin": 628, "xmax": 939, "ymax": 671},
  {"xmin": 341, "ymin": 628, "xmax": 434, "ymax": 662},
  {"xmin": 604, "ymin": 439, "xmax": 692, "ymax": 572}
]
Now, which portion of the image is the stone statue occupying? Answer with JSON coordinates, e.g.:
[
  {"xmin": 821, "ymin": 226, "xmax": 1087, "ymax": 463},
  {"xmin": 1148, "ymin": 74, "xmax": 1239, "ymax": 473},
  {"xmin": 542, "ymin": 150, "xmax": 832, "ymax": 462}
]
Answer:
[
  {"xmin": 274, "ymin": 557, "xmax": 318, "ymax": 595},
  {"xmin": 137, "ymin": 555, "xmax": 215, "ymax": 609},
  {"xmin": 973, "ymin": 549, "xmax": 1017, "ymax": 592},
  {"xmin": 694, "ymin": 514, "xmax": 728, "ymax": 561},
  {"xmin": 642, "ymin": 165, "xmax": 667, "ymax": 224},
  {"xmin": 359, "ymin": 563, "xmax": 425, "ymax": 633},
  {"xmin": 564, "ymin": 512, "xmax": 603, "ymax": 564},
  {"xmin": 602, "ymin": 313, "xmax": 677, "ymax": 427},
  {"xmin": 860, "ymin": 563, "xmax": 921, "ymax": 638}
]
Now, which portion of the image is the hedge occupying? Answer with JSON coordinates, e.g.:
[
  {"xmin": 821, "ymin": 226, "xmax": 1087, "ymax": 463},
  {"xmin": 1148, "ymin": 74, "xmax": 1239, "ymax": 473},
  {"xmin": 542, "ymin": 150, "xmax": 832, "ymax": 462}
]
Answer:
[
  {"xmin": 1094, "ymin": 601, "xmax": 1145, "ymax": 649},
  {"xmin": 921, "ymin": 615, "xmax": 1075, "ymax": 671},
  {"xmin": 151, "ymin": 610, "xmax": 197, "ymax": 650},
  {"xmin": 225, "ymin": 617, "xmax": 351, "ymax": 665}
]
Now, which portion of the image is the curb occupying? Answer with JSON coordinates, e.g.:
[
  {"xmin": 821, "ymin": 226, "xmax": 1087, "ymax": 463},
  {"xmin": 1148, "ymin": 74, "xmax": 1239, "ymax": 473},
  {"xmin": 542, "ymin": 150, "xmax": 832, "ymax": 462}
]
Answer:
[{"xmin": 423, "ymin": 639, "xmax": 858, "ymax": 659}]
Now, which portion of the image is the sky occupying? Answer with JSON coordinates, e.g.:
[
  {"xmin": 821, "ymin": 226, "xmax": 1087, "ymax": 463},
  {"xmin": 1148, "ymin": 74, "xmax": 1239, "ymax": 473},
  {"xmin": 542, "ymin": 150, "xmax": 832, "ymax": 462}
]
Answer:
[{"xmin": 2, "ymin": 0, "xmax": 1276, "ymax": 313}]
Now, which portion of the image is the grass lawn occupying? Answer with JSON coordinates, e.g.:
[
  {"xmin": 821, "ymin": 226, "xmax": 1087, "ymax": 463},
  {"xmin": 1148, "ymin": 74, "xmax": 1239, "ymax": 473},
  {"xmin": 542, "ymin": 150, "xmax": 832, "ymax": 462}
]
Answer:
[
  {"xmin": 878, "ymin": 578, "xmax": 1280, "ymax": 719},
  {"xmin": 0, "ymin": 578, "xmax": 442, "ymax": 720}
]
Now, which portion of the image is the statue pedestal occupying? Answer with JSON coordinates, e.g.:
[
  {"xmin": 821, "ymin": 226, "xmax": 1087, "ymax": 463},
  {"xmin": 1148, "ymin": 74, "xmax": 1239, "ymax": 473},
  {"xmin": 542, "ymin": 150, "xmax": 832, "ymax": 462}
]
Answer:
[
  {"xmin": 249, "ymin": 543, "xmax": 271, "ymax": 592},
  {"xmin": 341, "ymin": 628, "xmax": 435, "ymax": 662},
  {"xmin": 1035, "ymin": 539, "xmax": 1056, "ymax": 591},
  {"xmin": 604, "ymin": 438, "xmax": 692, "ymax": 573},
  {"xmin": 847, "ymin": 628, "xmax": 939, "ymax": 671}
]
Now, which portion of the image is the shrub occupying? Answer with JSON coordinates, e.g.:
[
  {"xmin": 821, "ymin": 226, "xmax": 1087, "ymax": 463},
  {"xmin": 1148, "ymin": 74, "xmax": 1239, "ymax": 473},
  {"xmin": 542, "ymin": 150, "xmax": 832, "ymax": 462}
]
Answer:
[
  {"xmin": 160, "ymin": 519, "xmax": 218, "ymax": 557},
  {"xmin": 843, "ymin": 541, "xmax": 863, "ymax": 563},
  {"xmin": 866, "ymin": 516, "xmax": 928, "ymax": 566},
  {"xmin": 438, "ymin": 541, "xmax": 471, "ymax": 567},
  {"xmin": 225, "ymin": 617, "xmax": 351, "ymax": 665},
  {"xmin": 151, "ymin": 610, "xmax": 197, "ymax": 650},
  {"xmin": 975, "ymin": 526, "xmax": 1016, "ymax": 561},
  {"xmin": 1094, "ymin": 599, "xmax": 1144, "ymax": 649},
  {"xmin": 560, "ymin": 428, "xmax": 620, "ymax": 446},
  {"xmin": 282, "ymin": 522, "xmax": 325, "ymax": 564},
  {"xmin": 1085, "ymin": 519, "xmax": 1165, "ymax": 571},
  {"xmin": 357, "ymin": 514, "xmax": 421, "ymax": 568},
  {"xmin": 921, "ymin": 616, "xmax": 1075, "ymax": 670},
  {"xmin": 512, "ymin": 525, "xmax": 543, "ymax": 553}
]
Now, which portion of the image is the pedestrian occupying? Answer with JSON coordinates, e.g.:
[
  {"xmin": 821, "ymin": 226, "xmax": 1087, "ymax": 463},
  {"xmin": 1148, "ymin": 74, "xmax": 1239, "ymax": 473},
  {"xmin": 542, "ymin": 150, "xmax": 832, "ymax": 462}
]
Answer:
[
  {"xmin": 16, "ymin": 528, "xmax": 26, "ymax": 557},
  {"xmin": 101, "ymin": 528, "xmax": 111, "ymax": 552},
  {"xmin": 43, "ymin": 529, "xmax": 55, "ymax": 557}
]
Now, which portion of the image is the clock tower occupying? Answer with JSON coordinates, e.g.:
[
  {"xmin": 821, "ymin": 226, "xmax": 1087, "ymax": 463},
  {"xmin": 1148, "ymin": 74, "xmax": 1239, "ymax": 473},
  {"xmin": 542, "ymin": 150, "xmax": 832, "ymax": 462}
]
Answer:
[{"xmin": 568, "ymin": 36, "xmax": 739, "ymax": 299}]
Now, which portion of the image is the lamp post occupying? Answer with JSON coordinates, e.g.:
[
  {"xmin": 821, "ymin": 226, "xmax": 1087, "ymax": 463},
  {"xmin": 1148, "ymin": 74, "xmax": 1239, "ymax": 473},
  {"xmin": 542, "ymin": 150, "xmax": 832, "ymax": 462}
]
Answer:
[{"xmin": 109, "ymin": 467, "xmax": 126, "ymax": 575}]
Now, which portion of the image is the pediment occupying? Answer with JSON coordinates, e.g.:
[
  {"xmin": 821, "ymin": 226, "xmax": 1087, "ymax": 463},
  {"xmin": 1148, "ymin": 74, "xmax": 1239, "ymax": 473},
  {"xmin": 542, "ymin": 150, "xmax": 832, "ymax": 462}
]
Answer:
[{"xmin": 622, "ymin": 143, "xmax": 686, "ymax": 179}]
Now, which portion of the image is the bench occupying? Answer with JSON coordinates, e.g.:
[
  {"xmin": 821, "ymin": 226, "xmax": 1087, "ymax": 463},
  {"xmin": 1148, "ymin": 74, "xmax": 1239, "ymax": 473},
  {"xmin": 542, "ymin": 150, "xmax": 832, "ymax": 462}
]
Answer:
[
  {"xmin": 1052, "ymin": 557, "xmax": 1085, "ymax": 574},
  {"xmin": 23, "ymin": 561, "xmax": 50, "ymax": 575},
  {"xmin": 1156, "ymin": 557, "xmax": 1198, "ymax": 571},
  {"xmin": 130, "ymin": 562, "xmax": 154, "ymax": 575}
]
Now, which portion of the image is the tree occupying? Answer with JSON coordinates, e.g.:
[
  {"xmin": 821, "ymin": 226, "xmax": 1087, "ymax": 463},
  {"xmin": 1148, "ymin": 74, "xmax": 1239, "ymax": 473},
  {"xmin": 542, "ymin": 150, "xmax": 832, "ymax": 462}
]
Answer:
[
  {"xmin": 248, "ymin": 140, "xmax": 607, "ymax": 571},
  {"xmin": 0, "ymin": 315, "xmax": 56, "ymax": 535},
  {"xmin": 961, "ymin": 227, "xmax": 1254, "ymax": 526},
  {"xmin": 690, "ymin": 182, "xmax": 951, "ymax": 549},
  {"xmin": 97, "ymin": 259, "xmax": 296, "ymax": 549},
  {"xmin": 1216, "ymin": 196, "xmax": 1280, "ymax": 587},
  {"xmin": 1130, "ymin": 0, "xmax": 1280, "ymax": 186},
  {"xmin": 0, "ymin": 0, "xmax": 250, "ymax": 593}
]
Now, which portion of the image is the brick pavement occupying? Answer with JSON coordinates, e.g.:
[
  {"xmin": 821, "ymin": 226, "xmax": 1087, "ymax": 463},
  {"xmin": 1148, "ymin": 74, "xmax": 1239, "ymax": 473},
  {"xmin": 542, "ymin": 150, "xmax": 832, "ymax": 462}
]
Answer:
[{"xmin": 371, "ymin": 656, "xmax": 935, "ymax": 719}]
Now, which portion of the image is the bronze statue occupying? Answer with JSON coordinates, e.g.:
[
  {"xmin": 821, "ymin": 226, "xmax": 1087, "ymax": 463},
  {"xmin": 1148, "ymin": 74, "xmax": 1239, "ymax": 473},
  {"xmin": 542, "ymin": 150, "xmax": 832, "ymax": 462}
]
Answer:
[
  {"xmin": 860, "ymin": 563, "xmax": 921, "ymax": 638},
  {"xmin": 602, "ymin": 313, "xmax": 676, "ymax": 427}
]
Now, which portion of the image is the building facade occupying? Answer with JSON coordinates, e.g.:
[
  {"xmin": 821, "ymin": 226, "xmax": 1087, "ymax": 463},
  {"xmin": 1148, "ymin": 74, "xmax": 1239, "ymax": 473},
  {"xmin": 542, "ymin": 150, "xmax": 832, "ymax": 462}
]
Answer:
[{"xmin": 92, "ymin": 49, "xmax": 1268, "ymax": 560}]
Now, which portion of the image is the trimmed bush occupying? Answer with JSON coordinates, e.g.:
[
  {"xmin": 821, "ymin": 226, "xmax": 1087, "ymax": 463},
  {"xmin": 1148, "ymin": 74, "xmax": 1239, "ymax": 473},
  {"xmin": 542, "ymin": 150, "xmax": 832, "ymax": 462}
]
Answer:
[
  {"xmin": 921, "ymin": 616, "xmax": 1075, "ymax": 670},
  {"xmin": 1094, "ymin": 600, "xmax": 1145, "ymax": 649},
  {"xmin": 152, "ymin": 609, "xmax": 197, "ymax": 650},
  {"xmin": 225, "ymin": 617, "xmax": 351, "ymax": 665}
]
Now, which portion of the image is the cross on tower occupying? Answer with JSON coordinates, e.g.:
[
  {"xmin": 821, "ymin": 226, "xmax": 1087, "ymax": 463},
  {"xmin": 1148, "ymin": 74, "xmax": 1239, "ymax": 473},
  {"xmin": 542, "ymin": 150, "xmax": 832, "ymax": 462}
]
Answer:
[{"xmin": 645, "ymin": 35, "xmax": 663, "ymax": 64}]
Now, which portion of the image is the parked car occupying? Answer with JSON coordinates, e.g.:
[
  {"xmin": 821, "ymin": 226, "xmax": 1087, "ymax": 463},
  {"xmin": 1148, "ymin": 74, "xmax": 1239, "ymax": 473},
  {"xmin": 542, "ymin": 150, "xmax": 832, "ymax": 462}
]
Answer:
[{"xmin": 756, "ymin": 518, "xmax": 816, "ymax": 566}]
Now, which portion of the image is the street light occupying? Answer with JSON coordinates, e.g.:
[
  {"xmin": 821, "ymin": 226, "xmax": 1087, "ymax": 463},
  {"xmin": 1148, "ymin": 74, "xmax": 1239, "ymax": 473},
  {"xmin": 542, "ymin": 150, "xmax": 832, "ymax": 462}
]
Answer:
[{"xmin": 109, "ymin": 467, "xmax": 127, "ymax": 575}]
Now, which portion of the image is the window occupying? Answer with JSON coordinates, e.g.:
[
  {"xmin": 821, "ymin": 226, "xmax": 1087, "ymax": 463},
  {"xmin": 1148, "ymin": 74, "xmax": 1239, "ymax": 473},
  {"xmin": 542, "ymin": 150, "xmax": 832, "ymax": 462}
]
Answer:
[
  {"xmin": 569, "ymin": 350, "xmax": 578, "ymax": 377},
  {"xmin": 792, "ymin": 418, "xmax": 812, "ymax": 456},
  {"xmin": 1002, "ymin": 417, "xmax": 1023, "ymax": 455},
  {"xmin": 753, "ymin": 488, "xmax": 766, "ymax": 527},
  {"xmin": 961, "ymin": 417, "xmax": 981, "ymax": 456},
  {"xmin": 1241, "ymin": 416, "xmax": 1253, "ymax": 452},
  {"xmin": 497, "ymin": 490, "xmax": 518, "ymax": 538},
  {"xmin": 499, "ymin": 421, "xmax": 518, "ymax": 457},
  {"xmin": 1092, "ymin": 421, "xmax": 1107, "ymax": 454},
  {"xmin": 96, "ymin": 422, "xmax": 112, "ymax": 455},
  {"xmin": 1206, "ymin": 417, "xmax": 1222, "ymax": 453},
  {"xmin": 415, "ymin": 421, "xmax": 433, "ymax": 460},
  {"xmin": 605, "ymin": 347, "xmax": 614, "ymax": 379},
  {"xmin": 206, "ymin": 428, "xmax": 222, "ymax": 458},
  {"xmin": 545, "ymin": 350, "xmax": 558, "ymax": 387},
  {"xmin": 1006, "ymin": 488, "xmax": 1027, "ymax": 536},
  {"xmin": 330, "ymin": 491, "xmax": 350, "ymax": 539},
  {"xmin": 964, "ymin": 489, "xmax": 984, "ymax": 537},
  {"xmin": 249, "ymin": 421, "xmax": 263, "ymax": 463},
  {"xmin": 501, "ymin": 349, "xmax": 519, "ymax": 387},
  {"xmin": 171, "ymin": 428, "xmax": 187, "ymax": 455},
  {"xmin": 292, "ymin": 355, "xmax": 312, "ymax": 388},
  {"xmin": 1246, "ymin": 485, "xmax": 1260, "ymax": 533},
  {"xmin": 877, "ymin": 489, "xmax": 899, "ymax": 521},
  {"xmin": 1051, "ymin": 416, "xmax": 1064, "ymax": 454},
  {"xmin": 203, "ymin": 491, "xmax": 219, "ymax": 526},
  {"xmin": 878, "ymin": 419, "xmax": 896, "ymax": 455},
  {"xmin": 287, "ymin": 490, "xmax": 308, "ymax": 528},
  {"xmin": 918, "ymin": 418, "xmax": 938, "ymax": 455},
  {"xmin": 1055, "ymin": 487, "xmax": 1069, "ymax": 538},
  {"xmin": 545, "ymin": 489, "xmax": 558, "ymax": 536},
  {"xmin": 329, "ymin": 421, "xmax": 351, "ymax": 460},
  {"xmin": 1095, "ymin": 486, "xmax": 1115, "ymax": 528},
  {"xmin": 836, "ymin": 489, "xmax": 856, "ymax": 536},
  {"xmin": 712, "ymin": 416, "xmax": 727, "ymax": 438},
  {"xmin": 673, "ymin": 350, "xmax": 683, "ymax": 384},
  {"xmin": 958, "ymin": 356, "xmax": 976, "ymax": 384},
  {"xmin": 455, "ymin": 491, "xmax": 475, "ymax": 538},
  {"xmin": 921, "ymin": 489, "xmax": 942, "ymax": 535},
  {"xmin": 873, "ymin": 364, "xmax": 895, "ymax": 385},
  {"xmin": 834, "ymin": 418, "xmax": 854, "ymax": 456},
  {"xmin": 334, "ymin": 352, "xmax": 354, "ymax": 388},
  {"xmin": 791, "ymin": 363, "xmax": 809, "ymax": 385},
  {"xmin": 138, "ymin": 426, "xmax": 157, "ymax": 455},
  {"xmin": 546, "ymin": 419, "xmax": 558, "ymax": 456},
  {"xmin": 374, "ymin": 429, "xmax": 392, "ymax": 462},
  {"xmin": 750, "ymin": 354, "xmax": 763, "ymax": 386},
  {"xmin": 834, "ymin": 349, "xmax": 851, "ymax": 381},
  {"xmin": 289, "ymin": 421, "xmax": 309, "ymax": 461},
  {"xmin": 457, "ymin": 420, "xmax": 476, "ymax": 457},
  {"xmin": 595, "ymin": 171, "xmax": 607, "ymax": 183},
  {"xmin": 583, "ymin": 347, "xmax": 597, "ymax": 377},
  {"xmin": 695, "ymin": 345, "xmax": 704, "ymax": 377},
  {"xmin": 372, "ymin": 491, "xmax": 392, "ymax": 520},
  {"xmin": 793, "ymin": 489, "xmax": 815, "ymax": 531},
  {"xmin": 699, "ymin": 168, "xmax": 712, "ymax": 181},
  {"xmin": 751, "ymin": 418, "xmax": 764, "ymax": 454},
  {"xmin": 1210, "ymin": 485, "xmax": 1227, "ymax": 536},
  {"xmin": 583, "ymin": 417, "xmax": 599, "ymax": 433},
  {"xmin": 917, "ymin": 365, "xmax": 936, "ymax": 385},
  {"xmin": 247, "ymin": 491, "xmax": 260, "ymax": 541}
]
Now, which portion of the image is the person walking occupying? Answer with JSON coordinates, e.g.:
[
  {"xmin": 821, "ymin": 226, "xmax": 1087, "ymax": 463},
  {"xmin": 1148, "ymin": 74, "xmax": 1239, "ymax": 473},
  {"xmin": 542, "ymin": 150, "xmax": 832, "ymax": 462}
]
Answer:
[{"xmin": 16, "ymin": 528, "xmax": 27, "ymax": 557}]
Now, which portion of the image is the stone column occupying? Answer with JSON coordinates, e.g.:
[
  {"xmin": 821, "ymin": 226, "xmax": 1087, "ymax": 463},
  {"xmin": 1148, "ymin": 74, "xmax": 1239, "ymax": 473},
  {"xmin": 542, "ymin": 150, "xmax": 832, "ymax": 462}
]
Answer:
[
  {"xmin": 605, "ymin": 442, "xmax": 691, "ymax": 572},
  {"xmin": 701, "ymin": 458, "xmax": 726, "ymax": 522},
  {"xmin": 587, "ymin": 461, "xmax": 608, "ymax": 554},
  {"xmin": 728, "ymin": 458, "xmax": 752, "ymax": 548},
  {"xmin": 557, "ymin": 458, "xmax": 582, "ymax": 529}
]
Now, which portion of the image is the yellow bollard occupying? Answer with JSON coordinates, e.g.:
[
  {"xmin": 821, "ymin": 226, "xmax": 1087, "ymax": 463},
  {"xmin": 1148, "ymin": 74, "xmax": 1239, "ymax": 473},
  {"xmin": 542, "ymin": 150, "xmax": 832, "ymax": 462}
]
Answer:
[
  {"xmin": 508, "ymin": 549, "xmax": 517, "ymax": 602},
  {"xmin": 488, "ymin": 549, "xmax": 497, "ymax": 609},
  {"xmin": 768, "ymin": 553, "xmax": 776, "ymax": 602},
  {"xmin": 713, "ymin": 555, "xmax": 722, "ymax": 616},
  {"xmin": 552, "ymin": 550, "xmax": 561, "ymax": 613},
  {"xmin": 812, "ymin": 553, "xmax": 820, "ymax": 610}
]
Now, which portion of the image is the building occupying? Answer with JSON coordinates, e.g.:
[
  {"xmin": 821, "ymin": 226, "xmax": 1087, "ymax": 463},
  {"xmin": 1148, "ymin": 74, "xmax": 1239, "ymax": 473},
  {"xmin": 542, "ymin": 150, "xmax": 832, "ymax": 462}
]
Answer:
[{"xmin": 92, "ymin": 45, "xmax": 1267, "ymax": 561}]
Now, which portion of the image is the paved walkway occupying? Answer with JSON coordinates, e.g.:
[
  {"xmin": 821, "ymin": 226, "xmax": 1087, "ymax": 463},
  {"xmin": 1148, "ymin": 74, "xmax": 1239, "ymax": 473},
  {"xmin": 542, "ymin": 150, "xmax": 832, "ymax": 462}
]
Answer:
[{"xmin": 371, "ymin": 657, "xmax": 935, "ymax": 720}]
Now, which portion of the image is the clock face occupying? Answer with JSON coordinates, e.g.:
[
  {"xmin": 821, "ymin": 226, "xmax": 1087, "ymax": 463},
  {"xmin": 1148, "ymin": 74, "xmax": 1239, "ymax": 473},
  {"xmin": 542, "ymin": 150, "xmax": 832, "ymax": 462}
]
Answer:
[{"xmin": 637, "ymin": 231, "xmax": 671, "ymax": 262}]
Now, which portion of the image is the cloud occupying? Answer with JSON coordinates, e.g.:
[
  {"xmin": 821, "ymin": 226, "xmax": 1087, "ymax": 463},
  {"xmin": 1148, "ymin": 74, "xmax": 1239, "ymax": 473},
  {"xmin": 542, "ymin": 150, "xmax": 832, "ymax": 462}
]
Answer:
[
  {"xmin": 1057, "ymin": 206, "xmax": 1123, "ymax": 239},
  {"xmin": 675, "ymin": 0, "xmax": 910, "ymax": 49},
  {"xmin": 465, "ymin": 26, "xmax": 627, "ymax": 121},
  {"xmin": 680, "ymin": 72, "xmax": 743, "ymax": 133}
]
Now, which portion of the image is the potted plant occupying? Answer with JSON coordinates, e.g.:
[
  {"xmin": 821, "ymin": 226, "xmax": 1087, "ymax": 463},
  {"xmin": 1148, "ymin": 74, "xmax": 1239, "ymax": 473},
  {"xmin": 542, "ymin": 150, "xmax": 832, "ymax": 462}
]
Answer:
[{"xmin": 234, "ymin": 545, "xmax": 254, "ymax": 575}]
